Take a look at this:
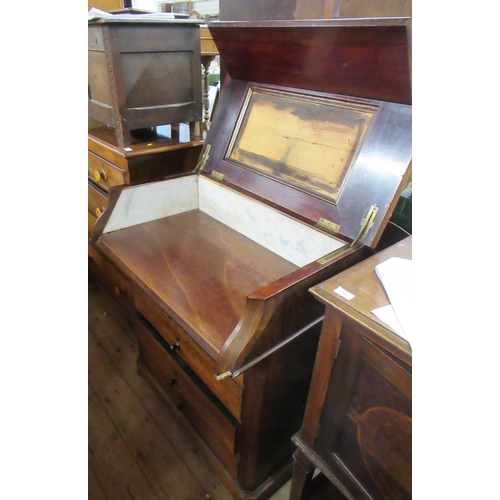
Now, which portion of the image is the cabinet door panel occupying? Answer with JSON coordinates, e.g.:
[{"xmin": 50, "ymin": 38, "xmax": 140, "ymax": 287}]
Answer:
[{"xmin": 316, "ymin": 325, "xmax": 411, "ymax": 500}]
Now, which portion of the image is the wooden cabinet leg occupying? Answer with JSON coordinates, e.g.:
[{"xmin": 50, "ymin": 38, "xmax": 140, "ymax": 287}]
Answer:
[{"xmin": 289, "ymin": 449, "xmax": 316, "ymax": 500}]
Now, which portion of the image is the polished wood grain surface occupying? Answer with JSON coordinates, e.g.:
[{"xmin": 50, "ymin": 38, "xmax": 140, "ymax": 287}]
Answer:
[
  {"xmin": 91, "ymin": 19, "xmax": 412, "ymax": 499},
  {"xmin": 88, "ymin": 272, "xmax": 292, "ymax": 500},
  {"xmin": 311, "ymin": 235, "xmax": 411, "ymax": 365},
  {"xmin": 133, "ymin": 282, "xmax": 245, "ymax": 421},
  {"xmin": 133, "ymin": 313, "xmax": 241, "ymax": 476},
  {"xmin": 209, "ymin": 18, "xmax": 411, "ymax": 104},
  {"xmin": 290, "ymin": 238, "xmax": 412, "ymax": 499},
  {"xmin": 100, "ymin": 210, "xmax": 298, "ymax": 358}
]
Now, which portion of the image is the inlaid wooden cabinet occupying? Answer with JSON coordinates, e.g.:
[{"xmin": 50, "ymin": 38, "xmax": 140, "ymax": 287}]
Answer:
[{"xmin": 291, "ymin": 237, "xmax": 412, "ymax": 500}]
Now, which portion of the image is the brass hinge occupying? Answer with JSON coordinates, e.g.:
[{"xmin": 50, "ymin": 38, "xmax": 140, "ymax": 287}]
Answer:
[
  {"xmin": 350, "ymin": 204, "xmax": 378, "ymax": 248},
  {"xmin": 317, "ymin": 245, "xmax": 351, "ymax": 265},
  {"xmin": 210, "ymin": 170, "xmax": 224, "ymax": 181},
  {"xmin": 316, "ymin": 217, "xmax": 341, "ymax": 234},
  {"xmin": 193, "ymin": 144, "xmax": 211, "ymax": 173}
]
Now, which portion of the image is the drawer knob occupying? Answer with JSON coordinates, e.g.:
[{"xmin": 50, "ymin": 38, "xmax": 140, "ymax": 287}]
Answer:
[
  {"xmin": 169, "ymin": 342, "xmax": 180, "ymax": 352},
  {"xmin": 93, "ymin": 169, "xmax": 107, "ymax": 183},
  {"xmin": 114, "ymin": 286, "xmax": 124, "ymax": 296},
  {"xmin": 176, "ymin": 403, "xmax": 184, "ymax": 411},
  {"xmin": 169, "ymin": 379, "xmax": 177, "ymax": 386},
  {"xmin": 95, "ymin": 207, "xmax": 105, "ymax": 218}
]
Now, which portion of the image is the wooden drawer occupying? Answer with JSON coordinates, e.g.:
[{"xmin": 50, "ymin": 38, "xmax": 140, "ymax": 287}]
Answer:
[
  {"xmin": 88, "ymin": 211, "xmax": 97, "ymax": 237},
  {"xmin": 201, "ymin": 38, "xmax": 218, "ymax": 54},
  {"xmin": 200, "ymin": 26, "xmax": 218, "ymax": 54},
  {"xmin": 88, "ymin": 181, "xmax": 108, "ymax": 220},
  {"xmin": 88, "ymin": 243, "xmax": 134, "ymax": 314},
  {"xmin": 133, "ymin": 312, "xmax": 239, "ymax": 476},
  {"xmin": 133, "ymin": 283, "xmax": 243, "ymax": 421},
  {"xmin": 88, "ymin": 151, "xmax": 127, "ymax": 191}
]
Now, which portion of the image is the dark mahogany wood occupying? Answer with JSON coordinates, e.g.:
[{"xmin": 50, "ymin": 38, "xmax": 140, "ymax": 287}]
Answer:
[
  {"xmin": 209, "ymin": 18, "xmax": 411, "ymax": 104},
  {"xmin": 217, "ymin": 246, "xmax": 365, "ymax": 376},
  {"xmin": 98, "ymin": 211, "xmax": 299, "ymax": 358},
  {"xmin": 290, "ymin": 237, "xmax": 412, "ymax": 500},
  {"xmin": 200, "ymin": 78, "xmax": 411, "ymax": 250},
  {"xmin": 92, "ymin": 19, "xmax": 412, "ymax": 500},
  {"xmin": 88, "ymin": 127, "xmax": 204, "ymax": 311}
]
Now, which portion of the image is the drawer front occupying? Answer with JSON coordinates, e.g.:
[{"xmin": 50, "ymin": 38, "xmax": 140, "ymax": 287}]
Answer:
[
  {"xmin": 88, "ymin": 151, "xmax": 126, "ymax": 191},
  {"xmin": 88, "ymin": 212, "xmax": 97, "ymax": 237},
  {"xmin": 133, "ymin": 313, "xmax": 239, "ymax": 476},
  {"xmin": 200, "ymin": 38, "xmax": 218, "ymax": 54},
  {"xmin": 88, "ymin": 243, "xmax": 134, "ymax": 315},
  {"xmin": 133, "ymin": 283, "xmax": 243, "ymax": 421},
  {"xmin": 88, "ymin": 181, "xmax": 108, "ymax": 220},
  {"xmin": 200, "ymin": 26, "xmax": 218, "ymax": 54}
]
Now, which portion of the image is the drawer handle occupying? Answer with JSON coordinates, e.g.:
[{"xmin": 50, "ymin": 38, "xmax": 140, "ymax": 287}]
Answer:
[
  {"xmin": 169, "ymin": 379, "xmax": 177, "ymax": 386},
  {"xmin": 95, "ymin": 207, "xmax": 105, "ymax": 218},
  {"xmin": 169, "ymin": 342, "xmax": 180, "ymax": 352},
  {"xmin": 93, "ymin": 169, "xmax": 107, "ymax": 183},
  {"xmin": 176, "ymin": 403, "xmax": 184, "ymax": 411},
  {"xmin": 114, "ymin": 285, "xmax": 125, "ymax": 297}
]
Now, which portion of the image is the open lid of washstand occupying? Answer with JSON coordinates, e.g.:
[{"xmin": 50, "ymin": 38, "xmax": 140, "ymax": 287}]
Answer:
[{"xmin": 200, "ymin": 18, "xmax": 412, "ymax": 249}]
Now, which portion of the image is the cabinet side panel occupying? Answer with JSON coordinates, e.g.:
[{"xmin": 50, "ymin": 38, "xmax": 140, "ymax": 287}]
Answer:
[{"xmin": 238, "ymin": 324, "xmax": 322, "ymax": 490}]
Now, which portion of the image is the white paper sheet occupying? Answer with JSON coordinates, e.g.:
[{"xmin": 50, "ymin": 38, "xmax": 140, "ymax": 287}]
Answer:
[
  {"xmin": 372, "ymin": 304, "xmax": 407, "ymax": 340},
  {"xmin": 88, "ymin": 7, "xmax": 176, "ymax": 20},
  {"xmin": 373, "ymin": 257, "xmax": 412, "ymax": 345}
]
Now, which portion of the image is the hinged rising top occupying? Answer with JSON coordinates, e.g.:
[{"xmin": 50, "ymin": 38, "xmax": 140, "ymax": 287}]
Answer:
[
  {"xmin": 209, "ymin": 17, "xmax": 412, "ymax": 104},
  {"xmin": 199, "ymin": 19, "xmax": 412, "ymax": 249}
]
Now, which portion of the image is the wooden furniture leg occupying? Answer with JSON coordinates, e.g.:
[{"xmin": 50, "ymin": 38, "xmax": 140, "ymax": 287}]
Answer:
[
  {"xmin": 289, "ymin": 449, "xmax": 316, "ymax": 500},
  {"xmin": 201, "ymin": 55, "xmax": 215, "ymax": 129}
]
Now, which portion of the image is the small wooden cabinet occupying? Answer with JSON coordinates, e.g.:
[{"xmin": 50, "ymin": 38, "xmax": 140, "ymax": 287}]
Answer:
[
  {"xmin": 88, "ymin": 17, "xmax": 203, "ymax": 146},
  {"xmin": 290, "ymin": 237, "xmax": 412, "ymax": 500}
]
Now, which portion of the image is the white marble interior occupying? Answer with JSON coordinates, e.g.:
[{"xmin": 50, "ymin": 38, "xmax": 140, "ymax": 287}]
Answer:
[
  {"xmin": 102, "ymin": 174, "xmax": 344, "ymax": 267},
  {"xmin": 198, "ymin": 177, "xmax": 343, "ymax": 267},
  {"xmin": 103, "ymin": 175, "xmax": 199, "ymax": 233}
]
